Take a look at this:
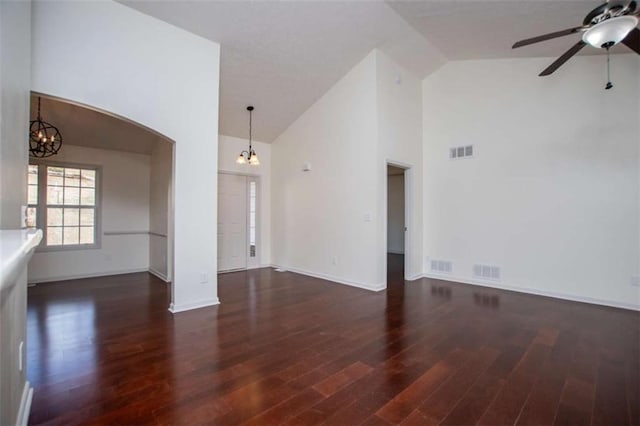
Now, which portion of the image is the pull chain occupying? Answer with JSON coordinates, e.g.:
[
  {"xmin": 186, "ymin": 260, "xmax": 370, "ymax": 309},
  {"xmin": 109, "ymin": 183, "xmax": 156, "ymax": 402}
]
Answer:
[{"xmin": 605, "ymin": 47, "xmax": 613, "ymax": 90}]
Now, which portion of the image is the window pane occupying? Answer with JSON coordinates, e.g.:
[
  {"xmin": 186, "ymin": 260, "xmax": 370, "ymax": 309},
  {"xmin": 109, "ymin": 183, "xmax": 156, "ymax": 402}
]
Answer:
[
  {"xmin": 47, "ymin": 167, "xmax": 64, "ymax": 186},
  {"xmin": 63, "ymin": 208, "xmax": 80, "ymax": 226},
  {"xmin": 80, "ymin": 187, "xmax": 95, "ymax": 206},
  {"xmin": 80, "ymin": 226, "xmax": 94, "ymax": 244},
  {"xmin": 47, "ymin": 227, "xmax": 62, "ymax": 246},
  {"xmin": 64, "ymin": 187, "xmax": 80, "ymax": 205},
  {"xmin": 63, "ymin": 227, "xmax": 79, "ymax": 245},
  {"xmin": 80, "ymin": 208, "xmax": 94, "ymax": 226},
  {"xmin": 81, "ymin": 169, "xmax": 95, "ymax": 188},
  {"xmin": 28, "ymin": 165, "xmax": 38, "ymax": 185},
  {"xmin": 47, "ymin": 186, "xmax": 64, "ymax": 204},
  {"xmin": 64, "ymin": 168, "xmax": 81, "ymax": 187},
  {"xmin": 249, "ymin": 182, "xmax": 256, "ymax": 248},
  {"xmin": 28, "ymin": 185, "xmax": 38, "ymax": 204},
  {"xmin": 26, "ymin": 208, "xmax": 36, "ymax": 228},
  {"xmin": 47, "ymin": 208, "xmax": 63, "ymax": 226}
]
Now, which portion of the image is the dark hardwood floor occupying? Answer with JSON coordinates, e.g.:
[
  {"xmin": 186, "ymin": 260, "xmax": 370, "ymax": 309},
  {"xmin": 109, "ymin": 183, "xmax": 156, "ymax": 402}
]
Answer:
[{"xmin": 27, "ymin": 255, "xmax": 639, "ymax": 425}]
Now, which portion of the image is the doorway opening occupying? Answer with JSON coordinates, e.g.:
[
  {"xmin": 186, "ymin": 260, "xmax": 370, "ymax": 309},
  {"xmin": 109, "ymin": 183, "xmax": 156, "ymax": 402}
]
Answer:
[
  {"xmin": 26, "ymin": 92, "xmax": 175, "ymax": 287},
  {"xmin": 387, "ymin": 164, "xmax": 407, "ymax": 284},
  {"xmin": 217, "ymin": 172, "xmax": 260, "ymax": 272}
]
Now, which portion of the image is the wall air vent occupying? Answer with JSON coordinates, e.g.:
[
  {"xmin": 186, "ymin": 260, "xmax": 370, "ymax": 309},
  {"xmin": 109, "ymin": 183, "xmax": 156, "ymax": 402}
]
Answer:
[
  {"xmin": 450, "ymin": 145, "xmax": 474, "ymax": 160},
  {"xmin": 473, "ymin": 264, "xmax": 501, "ymax": 281},
  {"xmin": 430, "ymin": 258, "xmax": 452, "ymax": 274}
]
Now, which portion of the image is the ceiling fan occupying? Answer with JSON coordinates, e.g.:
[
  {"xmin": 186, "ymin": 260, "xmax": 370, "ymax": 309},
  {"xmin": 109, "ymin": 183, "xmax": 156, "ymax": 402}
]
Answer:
[{"xmin": 512, "ymin": 0, "xmax": 640, "ymax": 81}]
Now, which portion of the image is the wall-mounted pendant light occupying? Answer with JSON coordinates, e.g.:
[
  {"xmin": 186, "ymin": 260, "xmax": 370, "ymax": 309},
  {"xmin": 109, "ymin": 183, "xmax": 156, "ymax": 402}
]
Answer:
[
  {"xmin": 29, "ymin": 97, "xmax": 63, "ymax": 158},
  {"xmin": 236, "ymin": 106, "xmax": 260, "ymax": 165}
]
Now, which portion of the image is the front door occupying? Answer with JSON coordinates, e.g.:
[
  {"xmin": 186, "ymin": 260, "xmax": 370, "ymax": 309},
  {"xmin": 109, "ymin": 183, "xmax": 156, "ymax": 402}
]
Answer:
[{"xmin": 218, "ymin": 173, "xmax": 248, "ymax": 272}]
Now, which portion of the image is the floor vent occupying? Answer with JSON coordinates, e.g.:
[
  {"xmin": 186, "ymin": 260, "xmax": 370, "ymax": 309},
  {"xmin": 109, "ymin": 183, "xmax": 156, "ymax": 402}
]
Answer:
[
  {"xmin": 450, "ymin": 145, "xmax": 474, "ymax": 160},
  {"xmin": 473, "ymin": 264, "xmax": 501, "ymax": 281},
  {"xmin": 430, "ymin": 259, "xmax": 452, "ymax": 274}
]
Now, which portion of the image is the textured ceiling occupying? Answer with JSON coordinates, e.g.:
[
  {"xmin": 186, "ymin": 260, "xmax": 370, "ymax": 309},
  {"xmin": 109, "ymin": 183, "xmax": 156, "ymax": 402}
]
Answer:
[
  {"xmin": 118, "ymin": 0, "xmax": 445, "ymax": 143},
  {"xmin": 118, "ymin": 1, "xmax": 635, "ymax": 143},
  {"xmin": 31, "ymin": 96, "xmax": 163, "ymax": 155},
  {"xmin": 387, "ymin": 1, "xmax": 632, "ymax": 60}
]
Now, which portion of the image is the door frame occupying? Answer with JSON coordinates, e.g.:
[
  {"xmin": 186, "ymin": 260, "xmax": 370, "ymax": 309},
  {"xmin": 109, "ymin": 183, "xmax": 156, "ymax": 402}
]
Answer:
[
  {"xmin": 384, "ymin": 160, "xmax": 412, "ymax": 282},
  {"xmin": 217, "ymin": 171, "xmax": 261, "ymax": 272}
]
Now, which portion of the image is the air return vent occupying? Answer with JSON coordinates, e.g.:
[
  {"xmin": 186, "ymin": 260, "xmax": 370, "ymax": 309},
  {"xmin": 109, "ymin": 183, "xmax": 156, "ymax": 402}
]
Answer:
[
  {"xmin": 430, "ymin": 259, "xmax": 452, "ymax": 274},
  {"xmin": 450, "ymin": 145, "xmax": 474, "ymax": 160},
  {"xmin": 473, "ymin": 264, "xmax": 501, "ymax": 281}
]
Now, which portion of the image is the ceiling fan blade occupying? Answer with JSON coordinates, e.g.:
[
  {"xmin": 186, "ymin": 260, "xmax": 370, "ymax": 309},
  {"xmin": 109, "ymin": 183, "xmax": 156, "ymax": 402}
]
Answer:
[
  {"xmin": 513, "ymin": 27, "xmax": 586, "ymax": 49},
  {"xmin": 539, "ymin": 41, "xmax": 587, "ymax": 76},
  {"xmin": 622, "ymin": 27, "xmax": 640, "ymax": 54}
]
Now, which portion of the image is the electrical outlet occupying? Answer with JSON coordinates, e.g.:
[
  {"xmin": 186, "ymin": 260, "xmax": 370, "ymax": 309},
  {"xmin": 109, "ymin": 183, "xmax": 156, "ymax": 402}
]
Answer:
[
  {"xmin": 332, "ymin": 256, "xmax": 338, "ymax": 266},
  {"xmin": 631, "ymin": 276, "xmax": 640, "ymax": 287},
  {"xmin": 18, "ymin": 341, "xmax": 23, "ymax": 372},
  {"xmin": 200, "ymin": 273, "xmax": 209, "ymax": 284}
]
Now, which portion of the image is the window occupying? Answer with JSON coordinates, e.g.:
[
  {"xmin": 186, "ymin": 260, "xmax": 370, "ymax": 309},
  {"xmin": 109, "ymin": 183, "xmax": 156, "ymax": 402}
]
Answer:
[
  {"xmin": 28, "ymin": 162, "xmax": 100, "ymax": 249},
  {"xmin": 249, "ymin": 181, "xmax": 256, "ymax": 257}
]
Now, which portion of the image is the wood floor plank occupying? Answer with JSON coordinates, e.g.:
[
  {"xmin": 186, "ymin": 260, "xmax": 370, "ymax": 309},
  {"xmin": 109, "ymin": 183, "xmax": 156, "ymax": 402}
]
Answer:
[{"xmin": 25, "ymin": 255, "xmax": 639, "ymax": 425}]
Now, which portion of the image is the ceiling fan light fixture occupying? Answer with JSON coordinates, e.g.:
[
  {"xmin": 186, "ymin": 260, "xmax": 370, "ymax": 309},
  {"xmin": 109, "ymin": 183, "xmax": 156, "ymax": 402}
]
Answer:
[{"xmin": 582, "ymin": 15, "xmax": 638, "ymax": 48}]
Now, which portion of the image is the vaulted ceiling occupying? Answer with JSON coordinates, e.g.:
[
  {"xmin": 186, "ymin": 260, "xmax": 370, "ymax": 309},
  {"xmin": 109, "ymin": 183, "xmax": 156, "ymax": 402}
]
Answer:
[{"xmin": 117, "ymin": 1, "xmax": 631, "ymax": 143}]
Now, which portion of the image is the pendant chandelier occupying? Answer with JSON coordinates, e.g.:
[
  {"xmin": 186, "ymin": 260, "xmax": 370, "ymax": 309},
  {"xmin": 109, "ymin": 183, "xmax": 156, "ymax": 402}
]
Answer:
[
  {"xmin": 236, "ymin": 106, "xmax": 260, "ymax": 165},
  {"xmin": 29, "ymin": 97, "xmax": 62, "ymax": 158}
]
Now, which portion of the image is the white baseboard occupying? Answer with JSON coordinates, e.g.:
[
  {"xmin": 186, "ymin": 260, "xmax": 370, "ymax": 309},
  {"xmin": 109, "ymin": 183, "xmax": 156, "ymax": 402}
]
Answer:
[
  {"xmin": 148, "ymin": 268, "xmax": 170, "ymax": 283},
  {"xmin": 28, "ymin": 268, "xmax": 149, "ymax": 284},
  {"xmin": 273, "ymin": 265, "xmax": 386, "ymax": 292},
  {"xmin": 169, "ymin": 297, "xmax": 220, "ymax": 314},
  {"xmin": 405, "ymin": 274, "xmax": 424, "ymax": 281},
  {"xmin": 16, "ymin": 381, "xmax": 33, "ymax": 426},
  {"xmin": 419, "ymin": 273, "xmax": 640, "ymax": 312}
]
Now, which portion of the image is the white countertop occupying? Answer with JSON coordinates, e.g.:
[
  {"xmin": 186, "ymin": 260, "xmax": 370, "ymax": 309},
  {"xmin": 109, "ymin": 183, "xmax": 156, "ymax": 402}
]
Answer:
[{"xmin": 0, "ymin": 229, "xmax": 43, "ymax": 294}]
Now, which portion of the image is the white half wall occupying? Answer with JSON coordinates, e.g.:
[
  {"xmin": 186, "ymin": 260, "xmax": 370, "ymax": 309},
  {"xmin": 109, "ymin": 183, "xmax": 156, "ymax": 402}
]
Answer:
[
  {"xmin": 218, "ymin": 134, "xmax": 272, "ymax": 266},
  {"xmin": 31, "ymin": 0, "xmax": 221, "ymax": 311},
  {"xmin": 387, "ymin": 174, "xmax": 404, "ymax": 254},
  {"xmin": 149, "ymin": 140, "xmax": 173, "ymax": 281},
  {"xmin": 272, "ymin": 51, "xmax": 381, "ymax": 290},
  {"xmin": 28, "ymin": 145, "xmax": 151, "ymax": 283},
  {"xmin": 422, "ymin": 54, "xmax": 640, "ymax": 310},
  {"xmin": 0, "ymin": 2, "xmax": 31, "ymax": 424}
]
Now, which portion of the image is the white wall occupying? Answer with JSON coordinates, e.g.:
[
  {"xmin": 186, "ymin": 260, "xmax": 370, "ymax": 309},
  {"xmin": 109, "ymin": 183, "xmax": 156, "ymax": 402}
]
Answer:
[
  {"xmin": 0, "ymin": 1, "xmax": 31, "ymax": 424},
  {"xmin": 28, "ymin": 146, "xmax": 151, "ymax": 282},
  {"xmin": 376, "ymin": 50, "xmax": 423, "ymax": 280},
  {"xmin": 423, "ymin": 54, "xmax": 640, "ymax": 310},
  {"xmin": 149, "ymin": 140, "xmax": 173, "ymax": 281},
  {"xmin": 31, "ymin": 0, "xmax": 220, "ymax": 312},
  {"xmin": 272, "ymin": 51, "xmax": 381, "ymax": 290},
  {"xmin": 387, "ymin": 174, "xmax": 404, "ymax": 254},
  {"xmin": 0, "ymin": 1, "xmax": 30, "ymax": 229},
  {"xmin": 218, "ymin": 134, "xmax": 272, "ymax": 266}
]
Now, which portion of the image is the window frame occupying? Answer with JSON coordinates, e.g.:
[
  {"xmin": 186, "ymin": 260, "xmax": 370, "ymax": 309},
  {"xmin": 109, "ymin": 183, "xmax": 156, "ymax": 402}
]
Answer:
[
  {"xmin": 29, "ymin": 159, "xmax": 103, "ymax": 252},
  {"xmin": 245, "ymin": 175, "xmax": 260, "ymax": 269}
]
